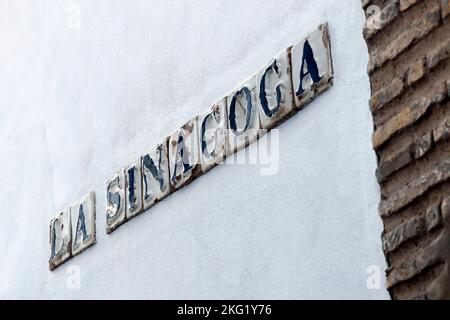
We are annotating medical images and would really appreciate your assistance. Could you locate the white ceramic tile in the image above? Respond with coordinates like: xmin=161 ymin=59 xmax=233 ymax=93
xmin=105 ymin=168 xmax=127 ymax=234
xmin=125 ymin=159 xmax=144 ymax=220
xmin=226 ymin=74 xmax=260 ymax=155
xmin=168 ymin=119 xmax=200 ymax=190
xmin=291 ymin=23 xmax=333 ymax=109
xmin=142 ymin=141 xmax=170 ymax=210
xmin=70 ymin=191 xmax=96 ymax=256
xmin=49 ymin=208 xmax=72 ymax=270
xmin=197 ymin=98 xmax=227 ymax=172
xmin=256 ymin=48 xmax=295 ymax=130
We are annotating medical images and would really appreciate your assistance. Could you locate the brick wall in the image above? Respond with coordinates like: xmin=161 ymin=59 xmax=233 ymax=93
xmin=362 ymin=0 xmax=450 ymax=299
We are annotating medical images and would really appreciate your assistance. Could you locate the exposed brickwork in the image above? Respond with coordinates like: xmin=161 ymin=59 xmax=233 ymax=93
xmin=362 ymin=0 xmax=450 ymax=299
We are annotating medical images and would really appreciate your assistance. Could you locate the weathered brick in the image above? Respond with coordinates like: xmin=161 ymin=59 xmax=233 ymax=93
xmin=400 ymin=0 xmax=418 ymax=12
xmin=373 ymin=82 xmax=447 ymax=149
xmin=368 ymin=7 xmax=441 ymax=73
xmin=442 ymin=197 xmax=450 ymax=221
xmin=426 ymin=39 xmax=450 ymax=70
xmin=364 ymin=0 xmax=450 ymax=299
xmin=380 ymin=160 xmax=450 ymax=217
xmin=377 ymin=147 xmax=412 ymax=182
xmin=409 ymin=292 xmax=430 ymax=300
xmin=364 ymin=0 xmax=399 ymax=39
xmin=411 ymin=131 xmax=433 ymax=159
xmin=409 ymin=265 xmax=450 ymax=300
xmin=370 ymin=77 xmax=404 ymax=111
xmin=426 ymin=202 xmax=443 ymax=232
xmin=387 ymin=229 xmax=449 ymax=288
xmin=424 ymin=265 xmax=450 ymax=299
xmin=407 ymin=58 xmax=426 ymax=86
xmin=373 ymin=98 xmax=428 ymax=149
xmin=433 ymin=117 xmax=450 ymax=143
xmin=376 ymin=132 xmax=433 ymax=182
xmin=383 ymin=216 xmax=425 ymax=253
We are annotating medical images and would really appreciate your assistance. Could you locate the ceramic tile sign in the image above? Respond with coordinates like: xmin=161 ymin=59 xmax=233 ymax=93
xmin=106 ymin=169 xmax=127 ymax=234
xmin=48 ymin=22 xmax=334 ymax=269
xmin=70 ymin=192 xmax=96 ymax=256
xmin=142 ymin=142 xmax=171 ymax=210
xmin=227 ymin=74 xmax=260 ymax=154
xmin=168 ymin=119 xmax=201 ymax=190
xmin=256 ymin=48 xmax=295 ymax=130
xmin=49 ymin=208 xmax=72 ymax=270
xmin=291 ymin=23 xmax=333 ymax=109
xmin=49 ymin=192 xmax=96 ymax=271
xmin=125 ymin=159 xmax=144 ymax=220
xmin=197 ymin=99 xmax=227 ymax=172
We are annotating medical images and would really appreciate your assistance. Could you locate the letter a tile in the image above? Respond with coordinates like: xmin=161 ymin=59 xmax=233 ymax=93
xmin=70 ymin=191 xmax=96 ymax=256
xmin=291 ymin=23 xmax=333 ymax=109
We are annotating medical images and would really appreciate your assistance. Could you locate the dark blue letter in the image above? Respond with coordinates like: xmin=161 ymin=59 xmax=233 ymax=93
xmin=296 ymin=40 xmax=321 ymax=97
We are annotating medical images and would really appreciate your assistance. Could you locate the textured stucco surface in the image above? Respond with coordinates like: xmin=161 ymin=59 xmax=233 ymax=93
xmin=0 ymin=0 xmax=389 ymax=299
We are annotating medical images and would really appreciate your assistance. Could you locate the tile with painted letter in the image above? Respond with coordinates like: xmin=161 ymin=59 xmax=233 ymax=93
xmin=125 ymin=159 xmax=144 ymax=220
xmin=49 ymin=208 xmax=72 ymax=270
xmin=70 ymin=191 xmax=96 ymax=256
xmin=106 ymin=168 xmax=127 ymax=234
xmin=197 ymin=98 xmax=227 ymax=173
xmin=168 ymin=119 xmax=201 ymax=190
xmin=256 ymin=48 xmax=295 ymax=130
xmin=142 ymin=140 xmax=171 ymax=210
xmin=226 ymin=75 xmax=260 ymax=155
xmin=291 ymin=23 xmax=333 ymax=109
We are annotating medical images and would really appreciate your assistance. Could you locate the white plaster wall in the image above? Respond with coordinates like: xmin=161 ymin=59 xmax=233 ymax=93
xmin=0 ymin=0 xmax=389 ymax=299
